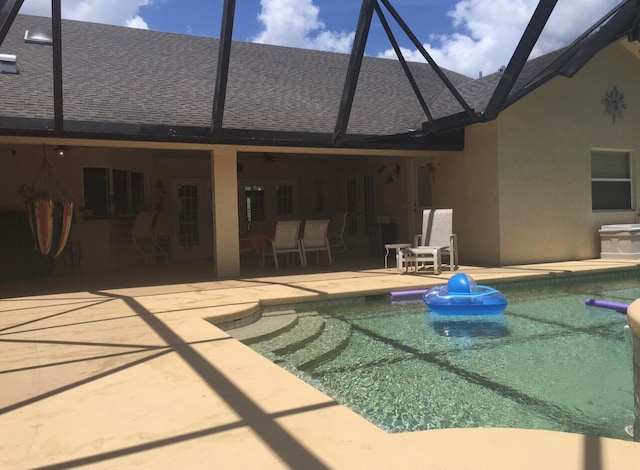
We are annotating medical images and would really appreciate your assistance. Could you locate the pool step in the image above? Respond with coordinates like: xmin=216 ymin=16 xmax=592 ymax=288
xmin=252 ymin=314 xmax=325 ymax=356
xmin=227 ymin=310 xmax=352 ymax=371
xmin=281 ymin=318 xmax=351 ymax=370
xmin=225 ymin=310 xmax=298 ymax=343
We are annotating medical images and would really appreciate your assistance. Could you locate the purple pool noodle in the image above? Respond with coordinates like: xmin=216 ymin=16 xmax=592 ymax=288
xmin=585 ymin=298 xmax=629 ymax=314
xmin=390 ymin=289 xmax=427 ymax=298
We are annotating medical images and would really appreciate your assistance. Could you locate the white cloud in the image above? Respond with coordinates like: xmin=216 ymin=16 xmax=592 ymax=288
xmin=377 ymin=0 xmax=620 ymax=77
xmin=252 ymin=0 xmax=354 ymax=53
xmin=126 ymin=15 xmax=150 ymax=30
xmin=19 ymin=0 xmax=152 ymax=29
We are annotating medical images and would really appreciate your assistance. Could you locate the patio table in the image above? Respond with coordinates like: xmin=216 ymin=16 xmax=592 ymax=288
xmin=401 ymin=246 xmax=443 ymax=274
xmin=384 ymin=243 xmax=411 ymax=271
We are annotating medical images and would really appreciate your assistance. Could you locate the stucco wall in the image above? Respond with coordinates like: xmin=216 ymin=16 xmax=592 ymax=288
xmin=496 ymin=42 xmax=640 ymax=265
xmin=436 ymin=121 xmax=501 ymax=266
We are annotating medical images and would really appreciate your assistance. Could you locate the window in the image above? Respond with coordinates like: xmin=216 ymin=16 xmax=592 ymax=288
xmin=347 ymin=177 xmax=357 ymax=236
xmin=363 ymin=174 xmax=374 ymax=236
xmin=177 ymin=184 xmax=199 ymax=248
xmin=417 ymin=164 xmax=433 ymax=207
xmin=244 ymin=185 xmax=265 ymax=224
xmin=276 ymin=184 xmax=294 ymax=216
xmin=83 ymin=167 xmax=145 ymax=217
xmin=591 ymin=150 xmax=632 ymax=211
xmin=239 ymin=180 xmax=299 ymax=233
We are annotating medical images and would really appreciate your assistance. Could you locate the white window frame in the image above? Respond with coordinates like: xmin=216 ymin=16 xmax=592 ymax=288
xmin=591 ymin=149 xmax=633 ymax=212
xmin=82 ymin=166 xmax=146 ymax=218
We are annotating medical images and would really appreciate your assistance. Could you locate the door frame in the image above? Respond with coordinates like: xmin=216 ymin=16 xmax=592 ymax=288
xmin=169 ymin=177 xmax=213 ymax=260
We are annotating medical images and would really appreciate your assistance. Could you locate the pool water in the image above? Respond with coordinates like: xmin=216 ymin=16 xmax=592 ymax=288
xmin=249 ymin=273 xmax=637 ymax=440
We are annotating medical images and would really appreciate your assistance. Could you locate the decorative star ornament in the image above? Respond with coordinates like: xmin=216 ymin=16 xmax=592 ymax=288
xmin=602 ymin=86 xmax=626 ymax=124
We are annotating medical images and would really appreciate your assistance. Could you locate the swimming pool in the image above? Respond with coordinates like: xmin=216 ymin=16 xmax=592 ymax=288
xmin=241 ymin=272 xmax=637 ymax=441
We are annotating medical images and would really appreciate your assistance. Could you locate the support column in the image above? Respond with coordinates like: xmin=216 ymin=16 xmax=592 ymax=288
xmin=210 ymin=147 xmax=240 ymax=278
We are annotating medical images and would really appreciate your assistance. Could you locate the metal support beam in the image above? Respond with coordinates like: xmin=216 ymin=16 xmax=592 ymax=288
xmin=483 ymin=0 xmax=557 ymax=119
xmin=504 ymin=0 xmax=638 ymax=107
xmin=558 ymin=0 xmax=639 ymax=77
xmin=629 ymin=0 xmax=640 ymax=41
xmin=2 ymin=0 xmax=639 ymax=148
xmin=379 ymin=0 xmax=475 ymax=118
xmin=210 ymin=0 xmax=236 ymax=141
xmin=0 ymin=0 xmax=25 ymax=46
xmin=374 ymin=2 xmax=434 ymax=123
xmin=333 ymin=0 xmax=375 ymax=145
xmin=52 ymin=0 xmax=64 ymax=135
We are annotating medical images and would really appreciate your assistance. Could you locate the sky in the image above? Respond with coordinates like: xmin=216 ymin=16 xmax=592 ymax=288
xmin=17 ymin=0 xmax=622 ymax=77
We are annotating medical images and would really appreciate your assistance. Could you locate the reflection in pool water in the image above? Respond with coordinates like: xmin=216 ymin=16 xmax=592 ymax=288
xmin=426 ymin=312 xmax=509 ymax=338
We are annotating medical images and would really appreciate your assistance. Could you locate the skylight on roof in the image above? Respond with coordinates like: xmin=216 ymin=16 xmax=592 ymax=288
xmin=0 ymin=54 xmax=18 ymax=74
xmin=24 ymin=29 xmax=53 ymax=45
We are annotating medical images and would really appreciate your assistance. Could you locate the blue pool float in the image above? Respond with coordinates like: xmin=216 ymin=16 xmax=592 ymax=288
xmin=423 ymin=273 xmax=507 ymax=315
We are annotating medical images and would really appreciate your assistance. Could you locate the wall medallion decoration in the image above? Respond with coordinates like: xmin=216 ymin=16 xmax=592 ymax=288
xmin=601 ymin=86 xmax=626 ymax=124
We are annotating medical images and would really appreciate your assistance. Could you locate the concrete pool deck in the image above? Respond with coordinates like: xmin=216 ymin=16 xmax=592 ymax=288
xmin=2 ymin=258 xmax=640 ymax=469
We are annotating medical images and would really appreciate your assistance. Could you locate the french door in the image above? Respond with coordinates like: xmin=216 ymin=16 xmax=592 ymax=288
xmin=238 ymin=178 xmax=300 ymax=235
xmin=170 ymin=178 xmax=213 ymax=260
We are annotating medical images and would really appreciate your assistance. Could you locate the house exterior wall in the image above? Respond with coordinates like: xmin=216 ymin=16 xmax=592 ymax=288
xmin=496 ymin=42 xmax=640 ymax=265
xmin=435 ymin=121 xmax=501 ymax=266
xmin=434 ymin=42 xmax=640 ymax=267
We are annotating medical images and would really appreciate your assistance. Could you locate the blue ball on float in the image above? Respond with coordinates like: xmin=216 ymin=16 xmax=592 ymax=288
xmin=447 ymin=273 xmax=477 ymax=293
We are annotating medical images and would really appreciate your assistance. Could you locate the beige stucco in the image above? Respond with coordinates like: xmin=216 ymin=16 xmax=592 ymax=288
xmin=211 ymin=148 xmax=240 ymax=277
xmin=437 ymin=42 xmax=640 ymax=267
xmin=447 ymin=121 xmax=501 ymax=266
xmin=496 ymin=42 xmax=640 ymax=265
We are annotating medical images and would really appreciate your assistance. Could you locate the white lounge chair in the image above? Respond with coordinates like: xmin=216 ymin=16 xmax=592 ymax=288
xmin=152 ymin=211 xmax=170 ymax=263
xmin=400 ymin=209 xmax=457 ymax=274
xmin=329 ymin=212 xmax=347 ymax=253
xmin=117 ymin=211 xmax=167 ymax=267
xmin=262 ymin=220 xmax=304 ymax=269
xmin=301 ymin=219 xmax=332 ymax=267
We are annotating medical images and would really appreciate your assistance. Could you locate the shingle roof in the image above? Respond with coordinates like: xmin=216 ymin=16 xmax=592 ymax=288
xmin=0 ymin=14 xmax=472 ymax=147
xmin=427 ymin=51 xmax=564 ymax=120
xmin=1 ymin=5 xmax=636 ymax=148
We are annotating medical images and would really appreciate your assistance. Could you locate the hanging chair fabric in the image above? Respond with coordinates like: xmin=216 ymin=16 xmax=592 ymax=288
xmin=24 ymin=157 xmax=75 ymax=258
xmin=26 ymin=198 xmax=74 ymax=257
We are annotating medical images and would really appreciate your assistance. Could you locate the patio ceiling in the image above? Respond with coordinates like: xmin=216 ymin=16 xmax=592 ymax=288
xmin=0 ymin=0 xmax=639 ymax=150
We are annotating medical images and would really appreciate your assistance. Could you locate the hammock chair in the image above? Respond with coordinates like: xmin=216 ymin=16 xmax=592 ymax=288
xmin=24 ymin=156 xmax=75 ymax=258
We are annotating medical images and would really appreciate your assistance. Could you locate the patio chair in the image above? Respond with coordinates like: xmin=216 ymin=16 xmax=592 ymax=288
xmin=262 ymin=220 xmax=304 ymax=269
xmin=301 ymin=219 xmax=332 ymax=267
xmin=118 ymin=211 xmax=164 ymax=267
xmin=329 ymin=212 xmax=347 ymax=253
xmin=152 ymin=211 xmax=170 ymax=263
xmin=400 ymin=209 xmax=457 ymax=274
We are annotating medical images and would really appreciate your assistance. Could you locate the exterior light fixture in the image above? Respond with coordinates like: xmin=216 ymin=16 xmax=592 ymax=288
xmin=263 ymin=154 xmax=275 ymax=168
xmin=54 ymin=146 xmax=68 ymax=158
